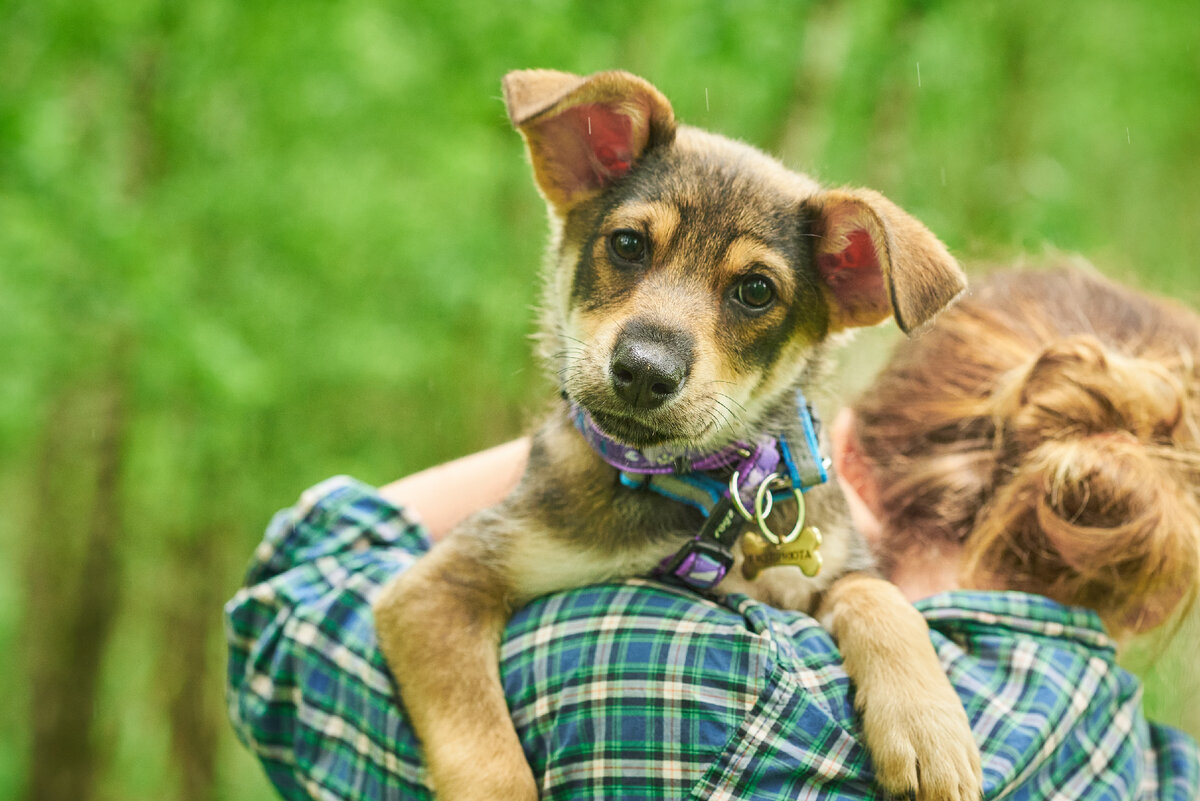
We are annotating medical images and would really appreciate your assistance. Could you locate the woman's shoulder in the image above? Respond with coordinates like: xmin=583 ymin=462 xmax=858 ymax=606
xmin=503 ymin=579 xmax=872 ymax=799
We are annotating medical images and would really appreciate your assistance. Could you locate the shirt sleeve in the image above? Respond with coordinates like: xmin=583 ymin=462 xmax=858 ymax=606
xmin=225 ymin=476 xmax=435 ymax=800
xmin=1146 ymin=721 xmax=1200 ymax=801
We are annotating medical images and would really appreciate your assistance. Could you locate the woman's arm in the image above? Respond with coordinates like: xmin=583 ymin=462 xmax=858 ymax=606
xmin=379 ymin=437 xmax=530 ymax=541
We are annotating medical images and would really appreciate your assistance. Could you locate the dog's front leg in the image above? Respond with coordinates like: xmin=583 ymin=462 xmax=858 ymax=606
xmin=373 ymin=520 xmax=537 ymax=801
xmin=820 ymin=574 xmax=983 ymax=801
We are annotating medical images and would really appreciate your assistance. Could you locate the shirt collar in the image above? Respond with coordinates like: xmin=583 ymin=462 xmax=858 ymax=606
xmin=915 ymin=590 xmax=1117 ymax=654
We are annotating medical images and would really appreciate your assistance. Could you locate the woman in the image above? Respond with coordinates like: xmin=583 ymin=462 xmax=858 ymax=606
xmin=226 ymin=266 xmax=1200 ymax=800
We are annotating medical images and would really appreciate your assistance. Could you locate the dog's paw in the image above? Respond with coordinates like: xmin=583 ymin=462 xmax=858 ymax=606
xmin=861 ymin=692 xmax=982 ymax=801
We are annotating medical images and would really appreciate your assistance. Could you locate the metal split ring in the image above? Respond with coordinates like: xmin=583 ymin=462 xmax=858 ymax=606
xmin=728 ymin=471 xmax=807 ymax=545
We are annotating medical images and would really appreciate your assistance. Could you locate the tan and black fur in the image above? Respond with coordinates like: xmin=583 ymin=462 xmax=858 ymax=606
xmin=374 ymin=70 xmax=981 ymax=800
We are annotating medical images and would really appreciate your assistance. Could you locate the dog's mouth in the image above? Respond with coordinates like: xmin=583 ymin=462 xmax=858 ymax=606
xmin=585 ymin=408 xmax=676 ymax=448
xmin=578 ymin=402 xmax=722 ymax=451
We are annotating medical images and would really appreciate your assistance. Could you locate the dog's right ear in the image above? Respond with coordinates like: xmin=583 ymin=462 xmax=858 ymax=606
xmin=503 ymin=70 xmax=676 ymax=217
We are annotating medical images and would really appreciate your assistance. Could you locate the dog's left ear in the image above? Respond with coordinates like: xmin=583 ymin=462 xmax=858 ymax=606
xmin=806 ymin=188 xmax=965 ymax=334
xmin=503 ymin=69 xmax=677 ymax=217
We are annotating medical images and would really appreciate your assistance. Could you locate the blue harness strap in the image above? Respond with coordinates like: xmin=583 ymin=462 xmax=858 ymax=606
xmin=786 ymin=394 xmax=829 ymax=489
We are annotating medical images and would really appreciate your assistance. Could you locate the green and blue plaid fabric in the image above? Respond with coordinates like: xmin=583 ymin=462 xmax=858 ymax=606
xmin=225 ymin=477 xmax=1200 ymax=800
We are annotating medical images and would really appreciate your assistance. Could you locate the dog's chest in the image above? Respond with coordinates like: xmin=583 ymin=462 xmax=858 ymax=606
xmin=503 ymin=526 xmax=680 ymax=603
xmin=507 ymin=447 xmax=855 ymax=611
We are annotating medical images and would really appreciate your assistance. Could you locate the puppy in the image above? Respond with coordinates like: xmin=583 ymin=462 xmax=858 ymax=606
xmin=374 ymin=70 xmax=980 ymax=801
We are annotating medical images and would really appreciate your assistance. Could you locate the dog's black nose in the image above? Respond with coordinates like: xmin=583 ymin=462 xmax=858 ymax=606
xmin=609 ymin=322 xmax=692 ymax=410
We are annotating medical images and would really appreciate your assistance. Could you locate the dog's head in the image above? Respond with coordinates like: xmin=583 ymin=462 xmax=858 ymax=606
xmin=504 ymin=70 xmax=965 ymax=451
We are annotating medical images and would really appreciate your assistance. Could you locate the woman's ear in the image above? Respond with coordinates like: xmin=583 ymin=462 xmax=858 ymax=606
xmin=831 ymin=407 xmax=885 ymax=546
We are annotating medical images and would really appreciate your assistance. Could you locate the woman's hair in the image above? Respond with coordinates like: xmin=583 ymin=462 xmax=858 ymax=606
xmin=853 ymin=263 xmax=1200 ymax=633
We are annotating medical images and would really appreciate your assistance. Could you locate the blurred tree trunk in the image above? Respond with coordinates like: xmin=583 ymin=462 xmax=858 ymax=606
xmin=159 ymin=513 xmax=222 ymax=801
xmin=24 ymin=369 xmax=127 ymax=801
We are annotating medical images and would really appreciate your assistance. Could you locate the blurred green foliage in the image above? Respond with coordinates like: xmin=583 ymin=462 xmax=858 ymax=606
xmin=2 ymin=0 xmax=1197 ymax=798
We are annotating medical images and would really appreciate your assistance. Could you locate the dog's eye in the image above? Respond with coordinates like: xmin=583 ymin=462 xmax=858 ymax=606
xmin=735 ymin=275 xmax=775 ymax=309
xmin=608 ymin=229 xmax=647 ymax=265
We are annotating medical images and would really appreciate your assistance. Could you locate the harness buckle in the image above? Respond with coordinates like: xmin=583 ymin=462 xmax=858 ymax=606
xmin=658 ymin=538 xmax=735 ymax=591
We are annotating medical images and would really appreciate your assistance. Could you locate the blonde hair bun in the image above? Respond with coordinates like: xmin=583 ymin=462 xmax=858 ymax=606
xmin=994 ymin=335 xmax=1184 ymax=455
xmin=967 ymin=335 xmax=1199 ymax=632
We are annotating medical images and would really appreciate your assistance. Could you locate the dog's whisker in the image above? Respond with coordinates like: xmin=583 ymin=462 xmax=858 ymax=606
xmin=716 ymin=407 xmax=738 ymax=434
xmin=705 ymin=400 xmax=734 ymax=431
xmin=715 ymin=392 xmax=748 ymax=413
xmin=709 ymin=394 xmax=746 ymax=424
xmin=699 ymin=407 xmax=724 ymax=437
xmin=555 ymin=331 xmax=588 ymax=347
xmin=710 ymin=392 xmax=743 ymax=415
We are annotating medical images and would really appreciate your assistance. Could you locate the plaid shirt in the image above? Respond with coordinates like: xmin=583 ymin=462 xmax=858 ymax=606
xmin=225 ymin=477 xmax=1200 ymax=800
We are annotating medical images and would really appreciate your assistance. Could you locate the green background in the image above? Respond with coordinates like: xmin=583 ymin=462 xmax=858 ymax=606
xmin=3 ymin=1 xmax=1198 ymax=798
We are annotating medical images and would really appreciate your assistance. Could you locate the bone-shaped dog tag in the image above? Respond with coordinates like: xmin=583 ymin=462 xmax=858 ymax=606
xmin=740 ymin=526 xmax=823 ymax=580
